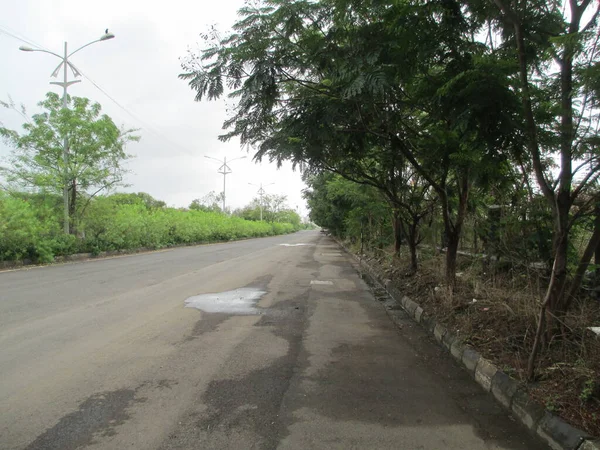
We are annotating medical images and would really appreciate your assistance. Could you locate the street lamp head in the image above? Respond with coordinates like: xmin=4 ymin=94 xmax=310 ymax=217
xmin=19 ymin=45 xmax=35 ymax=52
xmin=100 ymin=33 xmax=115 ymax=41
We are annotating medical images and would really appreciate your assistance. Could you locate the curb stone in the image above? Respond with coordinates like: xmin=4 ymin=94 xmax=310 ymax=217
xmin=491 ymin=370 xmax=520 ymax=409
xmin=442 ymin=330 xmax=456 ymax=351
xmin=475 ymin=357 xmax=498 ymax=392
xmin=405 ymin=298 xmax=419 ymax=316
xmin=420 ymin=312 xmax=436 ymax=333
xmin=511 ymin=389 xmax=547 ymax=431
xmin=537 ymin=413 xmax=590 ymax=450
xmin=450 ymin=339 xmax=466 ymax=361
xmin=414 ymin=306 xmax=423 ymax=322
xmin=334 ymin=238 xmax=597 ymax=450
xmin=462 ymin=347 xmax=481 ymax=374
xmin=433 ymin=323 xmax=447 ymax=344
xmin=401 ymin=296 xmax=410 ymax=309
xmin=580 ymin=440 xmax=600 ymax=450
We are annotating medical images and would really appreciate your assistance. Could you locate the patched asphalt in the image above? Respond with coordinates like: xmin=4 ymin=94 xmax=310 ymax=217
xmin=0 ymin=231 xmax=547 ymax=449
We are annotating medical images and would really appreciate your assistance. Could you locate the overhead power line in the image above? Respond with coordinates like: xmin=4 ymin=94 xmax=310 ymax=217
xmin=0 ymin=24 xmax=51 ymax=52
xmin=72 ymin=67 xmax=201 ymax=158
xmin=0 ymin=23 xmax=200 ymax=158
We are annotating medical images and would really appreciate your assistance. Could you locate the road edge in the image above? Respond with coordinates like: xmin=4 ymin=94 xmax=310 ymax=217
xmin=336 ymin=239 xmax=599 ymax=450
xmin=0 ymin=231 xmax=303 ymax=273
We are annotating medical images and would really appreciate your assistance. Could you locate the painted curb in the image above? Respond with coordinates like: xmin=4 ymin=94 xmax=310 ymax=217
xmin=536 ymin=412 xmax=590 ymax=450
xmin=414 ymin=306 xmax=424 ymax=322
xmin=405 ymin=298 xmax=419 ymax=316
xmin=450 ymin=339 xmax=466 ymax=361
xmin=462 ymin=347 xmax=481 ymax=375
xmin=475 ymin=357 xmax=498 ymax=392
xmin=442 ymin=330 xmax=456 ymax=351
xmin=433 ymin=323 xmax=447 ymax=344
xmin=491 ymin=370 xmax=519 ymax=409
xmin=335 ymin=239 xmax=598 ymax=450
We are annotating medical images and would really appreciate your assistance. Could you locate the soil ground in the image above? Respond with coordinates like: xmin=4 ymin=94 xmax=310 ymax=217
xmin=354 ymin=243 xmax=600 ymax=437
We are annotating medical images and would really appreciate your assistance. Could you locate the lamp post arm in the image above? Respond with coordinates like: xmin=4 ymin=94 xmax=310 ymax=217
xmin=23 ymin=48 xmax=64 ymax=60
xmin=68 ymin=39 xmax=104 ymax=58
xmin=204 ymin=155 xmax=223 ymax=163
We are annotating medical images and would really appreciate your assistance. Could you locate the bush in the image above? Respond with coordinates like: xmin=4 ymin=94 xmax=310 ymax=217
xmin=0 ymin=192 xmax=63 ymax=262
xmin=0 ymin=192 xmax=300 ymax=262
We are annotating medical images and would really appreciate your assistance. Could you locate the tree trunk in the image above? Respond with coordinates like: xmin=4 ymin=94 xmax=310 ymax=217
xmin=446 ymin=228 xmax=460 ymax=289
xmin=564 ymin=222 xmax=600 ymax=311
xmin=527 ymin=237 xmax=568 ymax=379
xmin=392 ymin=209 xmax=402 ymax=254
xmin=407 ymin=221 xmax=419 ymax=273
xmin=494 ymin=0 xmax=589 ymax=381
xmin=549 ymin=226 xmax=569 ymax=312
xmin=442 ymin=173 xmax=470 ymax=288
xmin=69 ymin=179 xmax=77 ymax=235
xmin=595 ymin=203 xmax=600 ymax=286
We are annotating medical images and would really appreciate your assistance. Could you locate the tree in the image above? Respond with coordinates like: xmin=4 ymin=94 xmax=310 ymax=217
xmin=233 ymin=193 xmax=300 ymax=225
xmin=108 ymin=192 xmax=167 ymax=209
xmin=261 ymin=193 xmax=288 ymax=222
xmin=189 ymin=191 xmax=224 ymax=213
xmin=478 ymin=0 xmax=600 ymax=379
xmin=304 ymin=172 xmax=393 ymax=252
xmin=0 ymin=92 xmax=139 ymax=233
xmin=180 ymin=0 xmax=519 ymax=286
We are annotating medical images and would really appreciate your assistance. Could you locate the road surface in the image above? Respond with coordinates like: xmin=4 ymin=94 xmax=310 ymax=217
xmin=0 ymin=231 xmax=546 ymax=449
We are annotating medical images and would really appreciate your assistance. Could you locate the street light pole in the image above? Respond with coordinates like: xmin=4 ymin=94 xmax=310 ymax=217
xmin=53 ymin=42 xmax=80 ymax=235
xmin=19 ymin=32 xmax=115 ymax=234
xmin=204 ymin=155 xmax=246 ymax=213
xmin=249 ymin=182 xmax=274 ymax=221
xmin=221 ymin=156 xmax=228 ymax=213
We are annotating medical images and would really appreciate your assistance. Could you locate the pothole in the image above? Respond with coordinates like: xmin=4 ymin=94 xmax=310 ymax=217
xmin=184 ymin=288 xmax=266 ymax=315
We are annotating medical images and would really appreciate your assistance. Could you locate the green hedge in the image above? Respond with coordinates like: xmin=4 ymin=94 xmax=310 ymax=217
xmin=0 ymin=193 xmax=297 ymax=262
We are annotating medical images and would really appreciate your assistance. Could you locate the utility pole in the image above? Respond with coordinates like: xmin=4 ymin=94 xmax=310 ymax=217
xmin=249 ymin=182 xmax=274 ymax=221
xmin=20 ymin=32 xmax=115 ymax=234
xmin=205 ymin=155 xmax=246 ymax=213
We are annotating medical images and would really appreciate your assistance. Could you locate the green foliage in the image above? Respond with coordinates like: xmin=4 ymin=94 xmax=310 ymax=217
xmin=0 ymin=191 xmax=299 ymax=262
xmin=233 ymin=193 xmax=300 ymax=225
xmin=108 ymin=192 xmax=167 ymax=209
xmin=0 ymin=92 xmax=139 ymax=230
xmin=78 ymin=196 xmax=298 ymax=251
xmin=303 ymin=172 xmax=391 ymax=247
xmin=189 ymin=191 xmax=223 ymax=213
xmin=580 ymin=378 xmax=596 ymax=403
xmin=0 ymin=192 xmax=62 ymax=262
xmin=181 ymin=0 xmax=523 ymax=281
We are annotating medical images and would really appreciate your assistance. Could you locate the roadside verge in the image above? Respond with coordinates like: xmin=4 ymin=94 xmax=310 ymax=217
xmin=337 ymin=239 xmax=600 ymax=450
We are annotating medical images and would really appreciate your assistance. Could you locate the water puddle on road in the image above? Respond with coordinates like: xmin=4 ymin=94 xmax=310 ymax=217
xmin=184 ymin=288 xmax=266 ymax=315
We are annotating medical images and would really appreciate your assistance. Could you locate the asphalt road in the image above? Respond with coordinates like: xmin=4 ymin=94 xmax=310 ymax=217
xmin=0 ymin=230 xmax=547 ymax=449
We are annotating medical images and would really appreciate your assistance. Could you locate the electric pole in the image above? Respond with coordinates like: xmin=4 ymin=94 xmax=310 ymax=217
xmin=249 ymin=182 xmax=274 ymax=221
xmin=205 ymin=155 xmax=246 ymax=213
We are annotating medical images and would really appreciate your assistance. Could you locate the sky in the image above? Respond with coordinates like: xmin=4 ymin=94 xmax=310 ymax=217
xmin=0 ymin=0 xmax=308 ymax=215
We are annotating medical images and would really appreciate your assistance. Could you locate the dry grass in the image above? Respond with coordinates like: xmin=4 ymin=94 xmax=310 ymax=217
xmin=358 ymin=243 xmax=600 ymax=436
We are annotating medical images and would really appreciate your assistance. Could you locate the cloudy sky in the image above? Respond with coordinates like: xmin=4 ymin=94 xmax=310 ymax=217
xmin=0 ymin=0 xmax=308 ymax=215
